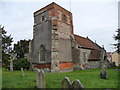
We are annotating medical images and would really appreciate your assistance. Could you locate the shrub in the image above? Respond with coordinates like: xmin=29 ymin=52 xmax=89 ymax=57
xmin=13 ymin=58 xmax=30 ymax=70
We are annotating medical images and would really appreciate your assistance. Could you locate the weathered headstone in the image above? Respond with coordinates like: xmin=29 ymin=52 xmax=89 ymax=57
xmin=9 ymin=53 xmax=16 ymax=71
xmin=61 ymin=77 xmax=72 ymax=88
xmin=21 ymin=68 xmax=25 ymax=77
xmin=33 ymin=68 xmax=38 ymax=72
xmin=72 ymin=79 xmax=84 ymax=88
xmin=10 ymin=61 xmax=13 ymax=71
xmin=100 ymin=65 xmax=107 ymax=79
xmin=36 ymin=69 xmax=40 ymax=88
xmin=85 ymin=63 xmax=90 ymax=70
xmin=36 ymin=69 xmax=46 ymax=88
xmin=6 ymin=68 xmax=9 ymax=71
xmin=39 ymin=69 xmax=46 ymax=88
xmin=61 ymin=77 xmax=84 ymax=89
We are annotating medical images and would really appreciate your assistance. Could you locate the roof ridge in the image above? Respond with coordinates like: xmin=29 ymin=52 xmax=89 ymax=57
xmin=74 ymin=34 xmax=103 ymax=50
xmin=87 ymin=37 xmax=103 ymax=49
xmin=74 ymin=34 xmax=87 ymax=39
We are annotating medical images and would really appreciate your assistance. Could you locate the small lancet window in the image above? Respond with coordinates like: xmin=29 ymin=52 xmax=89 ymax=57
xmin=41 ymin=15 xmax=45 ymax=21
xmin=63 ymin=14 xmax=67 ymax=21
xmin=52 ymin=25 xmax=57 ymax=30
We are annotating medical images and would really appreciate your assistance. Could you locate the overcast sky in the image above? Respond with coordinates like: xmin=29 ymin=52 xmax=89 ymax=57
xmin=0 ymin=0 xmax=119 ymax=52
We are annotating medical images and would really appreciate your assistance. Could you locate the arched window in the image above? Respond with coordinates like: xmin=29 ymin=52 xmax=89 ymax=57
xmin=39 ymin=45 xmax=45 ymax=61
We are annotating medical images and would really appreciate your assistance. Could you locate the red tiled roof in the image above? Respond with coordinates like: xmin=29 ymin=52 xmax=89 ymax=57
xmin=74 ymin=34 xmax=102 ymax=60
xmin=74 ymin=34 xmax=101 ymax=50
xmin=89 ymin=49 xmax=101 ymax=60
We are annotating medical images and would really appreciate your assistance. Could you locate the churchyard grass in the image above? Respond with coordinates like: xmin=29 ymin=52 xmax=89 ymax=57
xmin=2 ymin=67 xmax=119 ymax=88
xmin=0 ymin=67 xmax=2 ymax=89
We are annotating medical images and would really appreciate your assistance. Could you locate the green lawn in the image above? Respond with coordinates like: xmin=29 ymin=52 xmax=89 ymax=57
xmin=0 ymin=67 xmax=2 ymax=89
xmin=2 ymin=67 xmax=119 ymax=88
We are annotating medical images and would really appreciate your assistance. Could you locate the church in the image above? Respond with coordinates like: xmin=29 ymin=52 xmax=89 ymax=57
xmin=29 ymin=2 xmax=106 ymax=72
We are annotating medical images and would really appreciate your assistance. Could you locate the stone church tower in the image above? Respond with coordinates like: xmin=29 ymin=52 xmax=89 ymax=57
xmin=31 ymin=2 xmax=74 ymax=72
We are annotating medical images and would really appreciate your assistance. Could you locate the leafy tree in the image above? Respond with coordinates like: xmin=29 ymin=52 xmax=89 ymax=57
xmin=13 ymin=58 xmax=30 ymax=70
xmin=114 ymin=28 xmax=120 ymax=53
xmin=14 ymin=40 xmax=30 ymax=59
xmin=1 ymin=26 xmax=13 ymax=66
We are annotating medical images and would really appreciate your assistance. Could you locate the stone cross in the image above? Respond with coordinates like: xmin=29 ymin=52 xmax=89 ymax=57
xmin=72 ymin=79 xmax=84 ymax=88
xmin=36 ymin=69 xmax=46 ymax=88
xmin=61 ymin=77 xmax=72 ymax=88
xmin=21 ymin=68 xmax=25 ymax=77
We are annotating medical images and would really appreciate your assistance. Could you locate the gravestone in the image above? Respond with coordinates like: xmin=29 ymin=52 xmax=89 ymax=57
xmin=21 ymin=68 xmax=25 ymax=77
xmin=61 ymin=77 xmax=84 ymax=89
xmin=36 ymin=69 xmax=46 ymax=88
xmin=10 ymin=60 xmax=13 ymax=71
xmin=33 ymin=68 xmax=38 ymax=72
xmin=9 ymin=53 xmax=17 ymax=71
xmin=100 ymin=65 xmax=107 ymax=79
xmin=61 ymin=77 xmax=72 ymax=88
xmin=39 ymin=69 xmax=46 ymax=88
xmin=72 ymin=79 xmax=84 ymax=88
xmin=85 ymin=63 xmax=90 ymax=70
xmin=36 ymin=69 xmax=40 ymax=88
